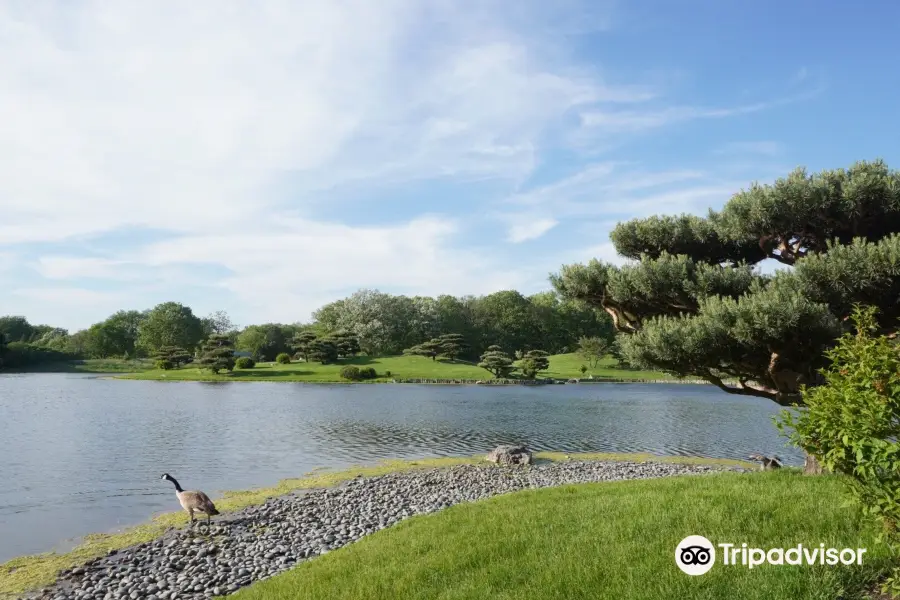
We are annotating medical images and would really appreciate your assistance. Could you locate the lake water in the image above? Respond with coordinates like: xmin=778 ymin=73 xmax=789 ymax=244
xmin=0 ymin=373 xmax=801 ymax=563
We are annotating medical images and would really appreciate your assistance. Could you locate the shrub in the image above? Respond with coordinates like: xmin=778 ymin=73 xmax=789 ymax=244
xmin=155 ymin=358 xmax=174 ymax=370
xmin=779 ymin=305 xmax=900 ymax=595
xmin=235 ymin=356 xmax=255 ymax=369
xmin=340 ymin=365 xmax=362 ymax=381
xmin=359 ymin=366 xmax=377 ymax=380
xmin=580 ymin=364 xmax=587 ymax=375
xmin=385 ymin=370 xmax=392 ymax=378
xmin=275 ymin=352 xmax=292 ymax=364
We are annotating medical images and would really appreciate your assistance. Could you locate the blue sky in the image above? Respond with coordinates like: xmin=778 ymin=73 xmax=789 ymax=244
xmin=1 ymin=0 xmax=898 ymax=331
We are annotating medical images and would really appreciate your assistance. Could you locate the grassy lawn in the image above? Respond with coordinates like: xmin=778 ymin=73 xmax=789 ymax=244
xmin=542 ymin=352 xmax=684 ymax=381
xmin=3 ymin=358 xmax=156 ymax=374
xmin=230 ymin=471 xmax=889 ymax=600
xmin=117 ymin=353 xmax=683 ymax=383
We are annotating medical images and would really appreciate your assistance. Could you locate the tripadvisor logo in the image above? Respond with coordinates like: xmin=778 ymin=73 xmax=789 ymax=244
xmin=675 ymin=536 xmax=867 ymax=575
xmin=676 ymin=535 xmax=716 ymax=575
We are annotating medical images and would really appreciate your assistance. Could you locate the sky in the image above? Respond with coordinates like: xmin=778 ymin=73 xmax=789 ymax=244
xmin=1 ymin=0 xmax=899 ymax=332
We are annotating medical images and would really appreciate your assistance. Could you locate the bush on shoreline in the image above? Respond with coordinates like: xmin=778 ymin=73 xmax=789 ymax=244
xmin=235 ymin=357 xmax=256 ymax=369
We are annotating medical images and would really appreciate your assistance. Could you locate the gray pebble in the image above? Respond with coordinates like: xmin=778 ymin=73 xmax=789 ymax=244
xmin=33 ymin=460 xmax=726 ymax=599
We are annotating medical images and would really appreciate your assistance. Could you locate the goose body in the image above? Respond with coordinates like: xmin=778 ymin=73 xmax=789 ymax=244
xmin=748 ymin=454 xmax=783 ymax=471
xmin=161 ymin=473 xmax=220 ymax=525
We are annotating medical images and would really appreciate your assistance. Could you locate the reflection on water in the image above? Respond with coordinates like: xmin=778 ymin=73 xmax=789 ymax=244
xmin=0 ymin=374 xmax=800 ymax=562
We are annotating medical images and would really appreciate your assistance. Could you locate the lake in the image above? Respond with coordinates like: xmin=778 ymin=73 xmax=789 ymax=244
xmin=0 ymin=373 xmax=801 ymax=563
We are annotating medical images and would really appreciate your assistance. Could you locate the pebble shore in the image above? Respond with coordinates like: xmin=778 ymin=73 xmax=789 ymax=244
xmin=29 ymin=460 xmax=732 ymax=600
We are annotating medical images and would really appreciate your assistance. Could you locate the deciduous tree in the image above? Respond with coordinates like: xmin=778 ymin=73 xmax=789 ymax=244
xmin=577 ymin=336 xmax=609 ymax=368
xmin=201 ymin=310 xmax=235 ymax=337
xmin=138 ymin=302 xmax=204 ymax=354
xmin=0 ymin=316 xmax=35 ymax=343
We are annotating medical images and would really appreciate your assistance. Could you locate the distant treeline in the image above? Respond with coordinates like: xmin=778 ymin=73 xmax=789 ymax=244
xmin=0 ymin=289 xmax=613 ymax=367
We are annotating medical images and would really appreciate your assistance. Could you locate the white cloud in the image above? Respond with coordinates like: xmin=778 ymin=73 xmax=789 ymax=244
xmin=714 ymin=141 xmax=784 ymax=157
xmin=35 ymin=257 xmax=133 ymax=280
xmin=0 ymin=2 xmax=819 ymax=328
xmin=11 ymin=287 xmax=129 ymax=307
xmin=506 ymin=217 xmax=560 ymax=243
xmin=579 ymin=101 xmax=779 ymax=133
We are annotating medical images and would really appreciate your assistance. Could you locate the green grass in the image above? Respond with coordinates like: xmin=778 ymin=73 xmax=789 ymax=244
xmin=542 ymin=352 xmax=686 ymax=381
xmin=118 ymin=353 xmax=684 ymax=383
xmin=0 ymin=453 xmax=751 ymax=598
xmin=4 ymin=358 xmax=156 ymax=374
xmin=230 ymin=471 xmax=889 ymax=600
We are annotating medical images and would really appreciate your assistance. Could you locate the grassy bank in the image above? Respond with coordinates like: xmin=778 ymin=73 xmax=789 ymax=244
xmin=116 ymin=353 xmax=682 ymax=383
xmin=0 ymin=453 xmax=750 ymax=598
xmin=2 ymin=358 xmax=156 ymax=374
xmin=231 ymin=471 xmax=888 ymax=600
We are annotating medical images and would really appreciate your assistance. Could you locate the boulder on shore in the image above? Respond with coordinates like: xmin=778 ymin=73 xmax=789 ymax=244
xmin=486 ymin=445 xmax=533 ymax=466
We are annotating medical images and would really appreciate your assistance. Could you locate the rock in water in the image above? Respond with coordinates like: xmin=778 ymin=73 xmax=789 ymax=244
xmin=486 ymin=445 xmax=533 ymax=466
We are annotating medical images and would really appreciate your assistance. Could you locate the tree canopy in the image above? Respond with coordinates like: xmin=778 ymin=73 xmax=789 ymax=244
xmin=137 ymin=302 xmax=205 ymax=354
xmin=552 ymin=160 xmax=900 ymax=405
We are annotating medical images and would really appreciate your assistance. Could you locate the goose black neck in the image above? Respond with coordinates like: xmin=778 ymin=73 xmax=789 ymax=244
xmin=168 ymin=477 xmax=183 ymax=492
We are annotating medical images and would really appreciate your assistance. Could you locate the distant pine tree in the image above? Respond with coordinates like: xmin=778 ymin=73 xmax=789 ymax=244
xmin=403 ymin=338 xmax=443 ymax=361
xmin=154 ymin=345 xmax=193 ymax=370
xmin=330 ymin=330 xmax=361 ymax=358
xmin=520 ymin=349 xmax=549 ymax=379
xmin=291 ymin=331 xmax=318 ymax=362
xmin=309 ymin=339 xmax=339 ymax=364
xmin=436 ymin=333 xmax=468 ymax=361
xmin=197 ymin=334 xmax=235 ymax=374
xmin=478 ymin=345 xmax=514 ymax=378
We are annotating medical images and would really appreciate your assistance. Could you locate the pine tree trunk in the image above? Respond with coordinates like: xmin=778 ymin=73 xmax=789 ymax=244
xmin=804 ymin=452 xmax=825 ymax=475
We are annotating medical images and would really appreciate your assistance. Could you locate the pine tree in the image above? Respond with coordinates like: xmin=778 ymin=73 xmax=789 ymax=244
xmin=519 ymin=349 xmax=549 ymax=378
xmin=552 ymin=160 xmax=900 ymax=405
xmin=403 ymin=338 xmax=443 ymax=361
xmin=309 ymin=339 xmax=339 ymax=364
xmin=291 ymin=331 xmax=318 ymax=362
xmin=153 ymin=345 xmax=193 ymax=370
xmin=330 ymin=330 xmax=361 ymax=358
xmin=478 ymin=345 xmax=514 ymax=378
xmin=196 ymin=334 xmax=235 ymax=374
xmin=437 ymin=333 xmax=468 ymax=361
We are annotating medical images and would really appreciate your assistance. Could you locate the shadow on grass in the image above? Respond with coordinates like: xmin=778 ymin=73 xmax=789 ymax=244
xmin=226 ymin=370 xmax=318 ymax=379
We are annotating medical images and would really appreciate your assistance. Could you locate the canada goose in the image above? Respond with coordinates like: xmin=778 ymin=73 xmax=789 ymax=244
xmin=748 ymin=454 xmax=783 ymax=471
xmin=160 ymin=473 xmax=220 ymax=526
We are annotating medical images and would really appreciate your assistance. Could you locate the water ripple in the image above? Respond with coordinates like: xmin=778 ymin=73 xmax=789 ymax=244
xmin=0 ymin=375 xmax=800 ymax=562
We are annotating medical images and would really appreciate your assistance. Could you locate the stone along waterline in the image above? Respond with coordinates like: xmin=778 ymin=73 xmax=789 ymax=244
xmin=34 ymin=461 xmax=730 ymax=600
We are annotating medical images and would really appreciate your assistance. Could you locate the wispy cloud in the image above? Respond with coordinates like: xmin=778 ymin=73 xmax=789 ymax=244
xmin=714 ymin=141 xmax=784 ymax=157
xmin=506 ymin=217 xmax=560 ymax=243
xmin=0 ymin=2 xmax=826 ymax=328
xmin=580 ymin=100 xmax=783 ymax=133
